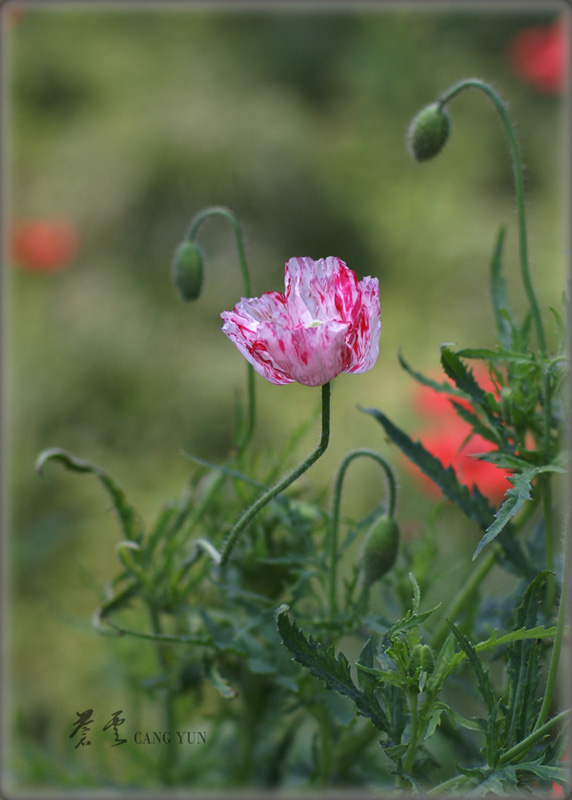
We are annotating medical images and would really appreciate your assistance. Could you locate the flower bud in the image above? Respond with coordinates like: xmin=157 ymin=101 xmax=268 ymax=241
xmin=407 ymin=103 xmax=451 ymax=162
xmin=360 ymin=515 xmax=399 ymax=587
xmin=409 ymin=644 xmax=435 ymax=677
xmin=172 ymin=240 xmax=204 ymax=301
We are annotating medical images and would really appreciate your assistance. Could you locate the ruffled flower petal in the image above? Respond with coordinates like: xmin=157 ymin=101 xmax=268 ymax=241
xmin=221 ymin=256 xmax=380 ymax=387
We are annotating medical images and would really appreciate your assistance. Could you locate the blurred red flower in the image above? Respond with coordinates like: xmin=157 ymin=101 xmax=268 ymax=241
xmin=552 ymin=782 xmax=564 ymax=798
xmin=11 ymin=219 xmax=80 ymax=273
xmin=409 ymin=370 xmax=511 ymax=504
xmin=508 ymin=17 xmax=568 ymax=94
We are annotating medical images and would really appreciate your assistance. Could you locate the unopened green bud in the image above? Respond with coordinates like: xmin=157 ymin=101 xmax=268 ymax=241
xmin=409 ymin=644 xmax=435 ymax=677
xmin=172 ymin=240 xmax=204 ymax=301
xmin=407 ymin=102 xmax=451 ymax=162
xmin=360 ymin=515 xmax=399 ymax=587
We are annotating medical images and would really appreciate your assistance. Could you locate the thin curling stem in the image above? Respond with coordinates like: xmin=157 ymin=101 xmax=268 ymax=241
xmin=187 ymin=205 xmax=256 ymax=448
xmin=329 ymin=449 xmax=397 ymax=618
xmin=219 ymin=382 xmax=331 ymax=567
xmin=437 ymin=79 xmax=546 ymax=356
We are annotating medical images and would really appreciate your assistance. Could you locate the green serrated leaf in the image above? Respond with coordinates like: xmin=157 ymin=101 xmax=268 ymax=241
xmin=386 ymin=604 xmax=441 ymax=638
xmin=427 ymin=633 xmax=456 ymax=694
xmin=356 ymin=638 xmax=377 ymax=693
xmin=356 ymin=662 xmax=405 ymax=689
xmin=473 ymin=464 xmax=566 ymax=560
xmin=450 ymin=400 xmax=502 ymax=445
xmin=455 ymin=347 xmax=535 ymax=365
xmin=384 ymin=743 xmax=408 ymax=763
xmin=440 ymin=347 xmax=488 ymax=407
xmin=277 ymin=611 xmax=390 ymax=733
xmin=490 ymin=225 xmax=513 ymax=348
xmin=361 ymin=408 xmax=496 ymax=531
xmin=438 ymin=702 xmax=485 ymax=733
xmin=409 ymin=572 xmax=421 ymax=614
xmin=447 ymin=620 xmax=495 ymax=712
xmin=504 ymin=571 xmax=550 ymax=747
xmin=35 ymin=447 xmax=142 ymax=541
xmin=397 ymin=350 xmax=466 ymax=397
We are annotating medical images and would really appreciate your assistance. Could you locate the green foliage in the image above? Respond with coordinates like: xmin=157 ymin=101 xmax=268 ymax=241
xmin=276 ymin=610 xmax=391 ymax=734
xmin=13 ymin=13 xmax=568 ymax=794
xmin=361 ymin=407 xmax=496 ymax=530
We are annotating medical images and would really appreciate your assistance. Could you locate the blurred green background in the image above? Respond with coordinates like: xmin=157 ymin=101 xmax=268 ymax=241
xmin=3 ymin=0 xmax=567 ymax=792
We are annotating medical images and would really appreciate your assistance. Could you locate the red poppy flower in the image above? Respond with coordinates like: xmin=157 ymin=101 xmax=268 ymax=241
xmin=409 ymin=371 xmax=510 ymax=504
xmin=11 ymin=219 xmax=80 ymax=273
xmin=413 ymin=419 xmax=510 ymax=504
xmin=508 ymin=17 xmax=568 ymax=94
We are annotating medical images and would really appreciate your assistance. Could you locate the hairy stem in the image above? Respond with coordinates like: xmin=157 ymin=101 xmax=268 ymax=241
xmin=430 ymin=496 xmax=541 ymax=651
xmin=220 ymin=382 xmax=331 ymax=566
xmin=148 ymin=605 xmax=178 ymax=784
xmin=438 ymin=79 xmax=546 ymax=356
xmin=403 ymin=690 xmax=420 ymax=779
xmin=187 ymin=205 xmax=256 ymax=449
xmin=329 ymin=449 xmax=397 ymax=620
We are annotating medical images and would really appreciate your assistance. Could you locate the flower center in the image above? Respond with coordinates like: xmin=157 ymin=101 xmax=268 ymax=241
xmin=305 ymin=319 xmax=323 ymax=328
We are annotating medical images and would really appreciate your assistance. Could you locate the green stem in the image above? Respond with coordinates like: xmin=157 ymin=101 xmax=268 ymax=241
xmin=148 ymin=605 xmax=177 ymax=784
xmin=542 ymin=369 xmax=556 ymax=614
xmin=428 ymin=711 xmax=569 ymax=794
xmin=430 ymin=545 xmax=499 ymax=651
xmin=187 ymin=205 xmax=256 ymax=449
xmin=437 ymin=79 xmax=546 ymax=356
xmin=220 ymin=382 xmax=331 ymax=566
xmin=311 ymin=704 xmax=333 ymax=786
xmin=542 ymin=477 xmax=556 ymax=615
xmin=534 ymin=520 xmax=570 ymax=731
xmin=403 ymin=690 xmax=420 ymax=778
xmin=501 ymin=709 xmax=569 ymax=765
xmin=329 ymin=449 xmax=396 ymax=620
xmin=430 ymin=495 xmax=541 ymax=651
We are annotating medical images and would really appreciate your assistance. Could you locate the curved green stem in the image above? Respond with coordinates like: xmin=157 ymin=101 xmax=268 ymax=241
xmin=187 ymin=205 xmax=256 ymax=449
xmin=437 ymin=79 xmax=546 ymax=356
xmin=219 ymin=382 xmax=331 ymax=567
xmin=329 ymin=449 xmax=397 ymax=619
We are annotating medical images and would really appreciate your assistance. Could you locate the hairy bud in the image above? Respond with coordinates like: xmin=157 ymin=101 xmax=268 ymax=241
xmin=407 ymin=102 xmax=451 ymax=162
xmin=172 ymin=240 xmax=204 ymax=301
xmin=360 ymin=515 xmax=399 ymax=587
xmin=409 ymin=644 xmax=435 ymax=677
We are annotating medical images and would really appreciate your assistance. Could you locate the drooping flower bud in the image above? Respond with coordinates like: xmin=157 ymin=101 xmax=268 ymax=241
xmin=360 ymin=515 xmax=399 ymax=587
xmin=407 ymin=102 xmax=451 ymax=162
xmin=172 ymin=240 xmax=204 ymax=301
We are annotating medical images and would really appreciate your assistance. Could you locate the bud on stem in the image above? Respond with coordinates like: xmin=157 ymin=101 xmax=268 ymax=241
xmin=172 ymin=240 xmax=204 ymax=301
xmin=406 ymin=102 xmax=451 ymax=162
xmin=360 ymin=514 xmax=400 ymax=587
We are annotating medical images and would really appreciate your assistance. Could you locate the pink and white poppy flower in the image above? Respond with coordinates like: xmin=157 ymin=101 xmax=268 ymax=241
xmin=221 ymin=256 xmax=381 ymax=387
